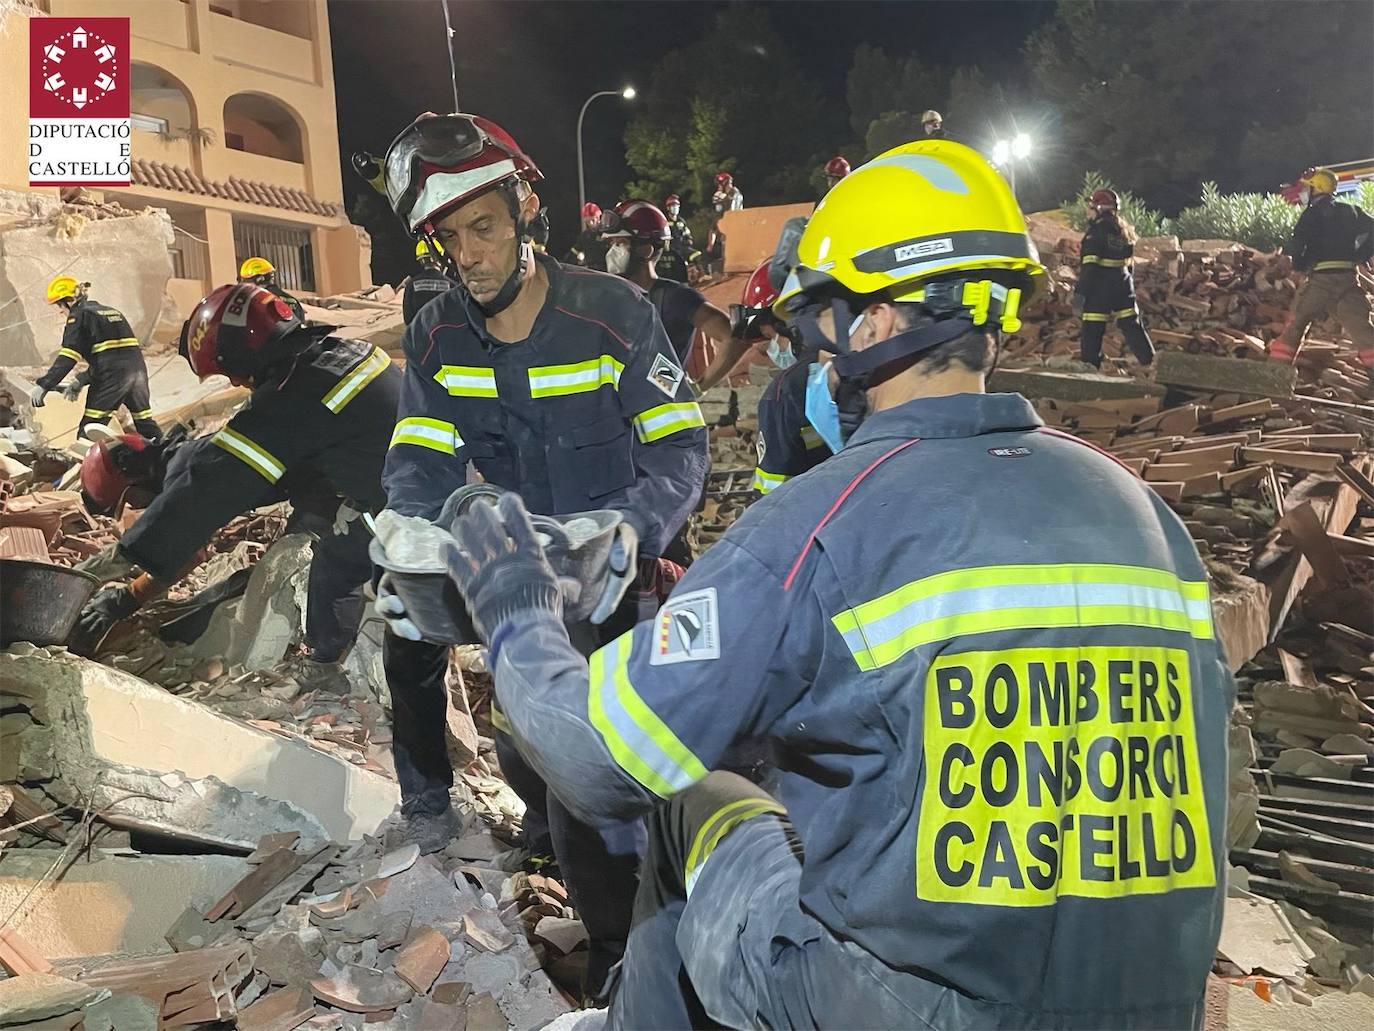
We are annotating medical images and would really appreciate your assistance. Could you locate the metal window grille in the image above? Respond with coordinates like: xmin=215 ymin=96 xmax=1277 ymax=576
xmin=232 ymin=219 xmax=316 ymax=292
xmin=169 ymin=226 xmax=208 ymax=281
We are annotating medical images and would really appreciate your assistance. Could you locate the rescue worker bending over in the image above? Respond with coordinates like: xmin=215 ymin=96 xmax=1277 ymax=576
xmin=374 ymin=112 xmax=707 ymax=1001
xmin=1076 ymin=188 xmax=1155 ymax=368
xmin=70 ymin=283 xmax=399 ymax=676
xmin=440 ymin=140 xmax=1233 ymax=1030
xmin=404 ymin=239 xmax=459 ymax=324
xmin=238 ymin=257 xmax=306 ymax=323
xmin=601 ymin=199 xmax=732 ymax=367
xmin=1271 ymin=167 xmax=1374 ymax=375
xmin=31 ymin=277 xmax=161 ymax=441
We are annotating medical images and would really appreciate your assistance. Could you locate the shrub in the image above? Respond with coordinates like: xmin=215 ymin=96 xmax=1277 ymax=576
xmin=1166 ymin=182 xmax=1299 ymax=252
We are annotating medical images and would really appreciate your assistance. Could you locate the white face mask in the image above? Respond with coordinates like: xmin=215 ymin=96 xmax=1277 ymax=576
xmin=667 ymin=205 xmax=679 ymax=218
xmin=606 ymin=242 xmax=631 ymax=275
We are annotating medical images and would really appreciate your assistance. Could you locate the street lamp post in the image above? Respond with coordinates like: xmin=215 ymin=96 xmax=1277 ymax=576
xmin=577 ymin=86 xmax=636 ymax=214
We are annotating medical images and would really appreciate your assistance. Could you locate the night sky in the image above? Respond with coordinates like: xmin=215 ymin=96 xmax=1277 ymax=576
xmin=327 ymin=0 xmax=1056 ymax=283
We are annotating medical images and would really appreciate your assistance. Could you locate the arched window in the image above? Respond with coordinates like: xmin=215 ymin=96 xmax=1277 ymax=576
xmin=222 ymin=93 xmax=304 ymax=163
xmin=130 ymin=63 xmax=195 ymax=140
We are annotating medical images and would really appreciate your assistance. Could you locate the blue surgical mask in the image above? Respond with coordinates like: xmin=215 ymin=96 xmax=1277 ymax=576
xmin=804 ymin=361 xmax=843 ymax=453
xmin=766 ymin=337 xmax=796 ymax=370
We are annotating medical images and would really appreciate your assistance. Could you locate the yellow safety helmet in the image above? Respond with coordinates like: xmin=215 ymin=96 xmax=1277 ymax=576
xmin=45 ymin=275 xmax=82 ymax=304
xmin=1300 ymin=168 xmax=1338 ymax=195
xmin=239 ymin=256 xmax=275 ymax=279
xmin=775 ymin=140 xmax=1044 ymax=334
xmin=415 ymin=238 xmax=445 ymax=260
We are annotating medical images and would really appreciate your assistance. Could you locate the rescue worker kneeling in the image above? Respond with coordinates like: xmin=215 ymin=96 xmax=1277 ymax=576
xmin=437 ymin=141 xmax=1233 ymax=1030
xmin=70 ymin=282 xmax=399 ymax=674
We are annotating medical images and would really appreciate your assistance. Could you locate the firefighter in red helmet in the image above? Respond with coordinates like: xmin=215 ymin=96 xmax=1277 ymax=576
xmin=568 ymin=201 xmax=610 ymax=270
xmin=69 ymin=282 xmax=400 ymax=679
xmin=659 ymin=192 xmax=700 ymax=281
xmin=1075 ymin=188 xmax=1155 ymax=368
xmin=375 ymin=111 xmax=706 ymax=1001
xmin=824 ymin=155 xmax=851 ymax=191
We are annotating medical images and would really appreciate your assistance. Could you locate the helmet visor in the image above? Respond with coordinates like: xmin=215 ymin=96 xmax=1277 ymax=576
xmin=383 ymin=115 xmax=489 ymax=220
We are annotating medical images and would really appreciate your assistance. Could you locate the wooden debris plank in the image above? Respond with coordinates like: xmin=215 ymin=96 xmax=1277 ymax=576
xmin=1219 ymin=466 xmax=1268 ymax=492
xmin=1240 ymin=447 xmax=1342 ymax=473
xmin=1207 ymin=398 xmax=1278 ymax=424
xmin=1181 ymin=472 xmax=1222 ymax=497
xmin=1335 ymin=462 xmax=1374 ymax=508
xmin=1277 ymin=502 xmax=1351 ymax=587
xmin=1147 ymin=481 xmax=1185 ymax=502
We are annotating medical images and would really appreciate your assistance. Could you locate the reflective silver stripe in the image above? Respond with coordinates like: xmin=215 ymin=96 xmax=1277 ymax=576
xmin=323 ymin=348 xmax=390 ymax=412
xmin=212 ymin=426 xmax=285 ymax=482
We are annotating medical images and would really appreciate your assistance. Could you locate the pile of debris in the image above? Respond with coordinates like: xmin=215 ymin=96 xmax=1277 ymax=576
xmin=1007 ymin=230 xmax=1372 ymax=399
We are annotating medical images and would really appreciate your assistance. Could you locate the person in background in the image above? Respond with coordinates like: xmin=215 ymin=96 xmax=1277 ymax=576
xmin=30 ymin=277 xmax=161 ymax=441
xmin=601 ymin=199 xmax=733 ymax=369
xmin=568 ymin=201 xmax=610 ymax=270
xmin=238 ymin=257 xmax=306 ymax=322
xmin=403 ymin=239 xmax=459 ymax=325
xmin=1075 ymin=188 xmax=1155 ymax=369
xmin=921 ymin=109 xmax=950 ymax=139
xmin=1270 ymin=166 xmax=1374 ymax=376
xmin=658 ymin=193 xmax=700 ymax=281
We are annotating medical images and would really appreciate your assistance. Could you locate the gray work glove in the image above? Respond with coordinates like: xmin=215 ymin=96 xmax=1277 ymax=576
xmin=374 ymin=574 xmax=422 ymax=641
xmin=590 ymin=519 xmax=640 ymax=626
xmin=61 ymin=380 xmax=83 ymax=402
xmin=29 ymin=386 xmax=47 ymax=408
xmin=442 ymin=493 xmax=563 ymax=643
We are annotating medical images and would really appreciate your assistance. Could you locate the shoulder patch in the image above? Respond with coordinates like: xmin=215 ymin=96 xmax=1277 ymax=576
xmin=647 ymin=353 xmax=685 ymax=399
xmin=649 ymin=587 xmax=720 ymax=666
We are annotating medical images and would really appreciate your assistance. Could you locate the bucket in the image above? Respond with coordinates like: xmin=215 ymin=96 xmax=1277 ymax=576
xmin=1 ymin=559 xmax=101 ymax=647
xmin=368 ymin=535 xmax=479 ymax=646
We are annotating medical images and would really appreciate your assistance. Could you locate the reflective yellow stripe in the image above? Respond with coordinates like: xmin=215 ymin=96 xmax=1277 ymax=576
xmin=587 ymin=632 xmax=708 ymax=798
xmin=389 ymin=416 xmax=462 ymax=454
xmin=1081 ymin=312 xmax=1111 ymax=322
xmin=800 ymin=426 xmax=825 ymax=450
xmin=832 ymin=563 xmax=1213 ymax=672
xmin=58 ymin=347 xmax=83 ymax=362
xmin=90 ymin=337 xmax=140 ymax=353
xmin=83 ymin=407 xmax=111 ymax=418
xmin=1111 ymin=307 xmax=1138 ymax=320
xmin=633 ymin=401 xmax=705 ymax=443
xmin=434 ymin=364 xmax=498 ymax=397
xmin=212 ymin=426 xmax=285 ymax=482
xmin=322 ymin=347 xmax=390 ymax=413
xmin=684 ymin=797 xmax=787 ymax=896
xmin=751 ymin=467 xmax=786 ymax=493
xmin=1081 ymin=256 xmax=1126 ymax=267
xmin=1313 ymin=260 xmax=1356 ymax=271
xmin=131 ymin=409 xmax=153 ymax=418
xmin=527 ymin=356 xmax=624 ymax=398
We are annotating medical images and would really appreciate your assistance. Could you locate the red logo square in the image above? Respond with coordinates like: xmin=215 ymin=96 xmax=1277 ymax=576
xmin=30 ymin=17 xmax=129 ymax=119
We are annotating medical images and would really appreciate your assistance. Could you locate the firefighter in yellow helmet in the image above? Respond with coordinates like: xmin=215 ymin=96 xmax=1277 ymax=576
xmin=238 ymin=257 xmax=306 ymax=322
xmin=436 ymin=140 xmax=1233 ymax=1028
xmin=403 ymin=238 xmax=458 ymax=325
xmin=32 ymin=276 xmax=161 ymax=440
xmin=1271 ymin=167 xmax=1374 ymax=377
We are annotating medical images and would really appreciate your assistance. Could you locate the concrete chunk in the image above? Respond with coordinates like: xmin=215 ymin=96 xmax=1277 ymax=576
xmin=0 ymin=651 xmax=398 ymax=845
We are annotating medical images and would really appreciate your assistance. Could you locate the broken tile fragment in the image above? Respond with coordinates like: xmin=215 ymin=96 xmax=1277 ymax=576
xmin=392 ymin=926 xmax=451 ymax=995
xmin=310 ymin=963 xmax=413 ymax=1014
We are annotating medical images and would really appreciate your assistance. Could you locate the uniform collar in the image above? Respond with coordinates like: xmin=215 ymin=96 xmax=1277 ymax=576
xmin=846 ymin=392 xmax=1042 ymax=445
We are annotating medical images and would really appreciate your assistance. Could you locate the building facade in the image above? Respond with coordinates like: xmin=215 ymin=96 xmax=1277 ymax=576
xmin=0 ymin=0 xmax=370 ymax=312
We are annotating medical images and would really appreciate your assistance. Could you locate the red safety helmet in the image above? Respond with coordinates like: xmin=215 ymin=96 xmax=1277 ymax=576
xmin=731 ymin=260 xmax=783 ymax=342
xmin=581 ymin=202 xmax=601 ymax=220
xmin=715 ymin=171 xmax=733 ymax=187
xmin=1089 ymin=188 xmax=1119 ymax=209
xmin=383 ymin=113 xmax=542 ymax=233
xmin=664 ymin=193 xmax=681 ymax=208
xmin=742 ymin=260 xmax=777 ymax=310
xmin=600 ymin=199 xmax=671 ymax=245
xmin=824 ymin=156 xmax=851 ymax=179
xmin=179 ymin=283 xmax=302 ymax=383
xmin=80 ymin=434 xmax=153 ymax=514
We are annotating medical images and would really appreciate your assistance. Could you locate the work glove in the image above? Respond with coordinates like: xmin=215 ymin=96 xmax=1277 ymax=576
xmin=61 ymin=380 xmax=83 ymax=402
xmin=70 ymin=585 xmax=140 ymax=655
xmin=374 ymin=574 xmax=423 ymax=642
xmin=29 ymin=386 xmax=47 ymax=408
xmin=590 ymin=518 xmax=640 ymax=626
xmin=441 ymin=493 xmax=563 ymax=643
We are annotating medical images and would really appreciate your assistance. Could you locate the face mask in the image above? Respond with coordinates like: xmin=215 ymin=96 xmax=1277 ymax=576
xmin=804 ymin=362 xmax=844 ymax=453
xmin=1299 ymin=187 xmax=1312 ymax=205
xmin=606 ymin=243 xmax=631 ymax=275
xmin=667 ymin=205 xmax=679 ymax=218
xmin=766 ymin=337 xmax=796 ymax=370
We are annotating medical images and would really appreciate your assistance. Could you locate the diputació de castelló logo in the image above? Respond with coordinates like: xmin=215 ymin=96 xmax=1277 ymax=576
xmin=29 ymin=17 xmax=131 ymax=187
